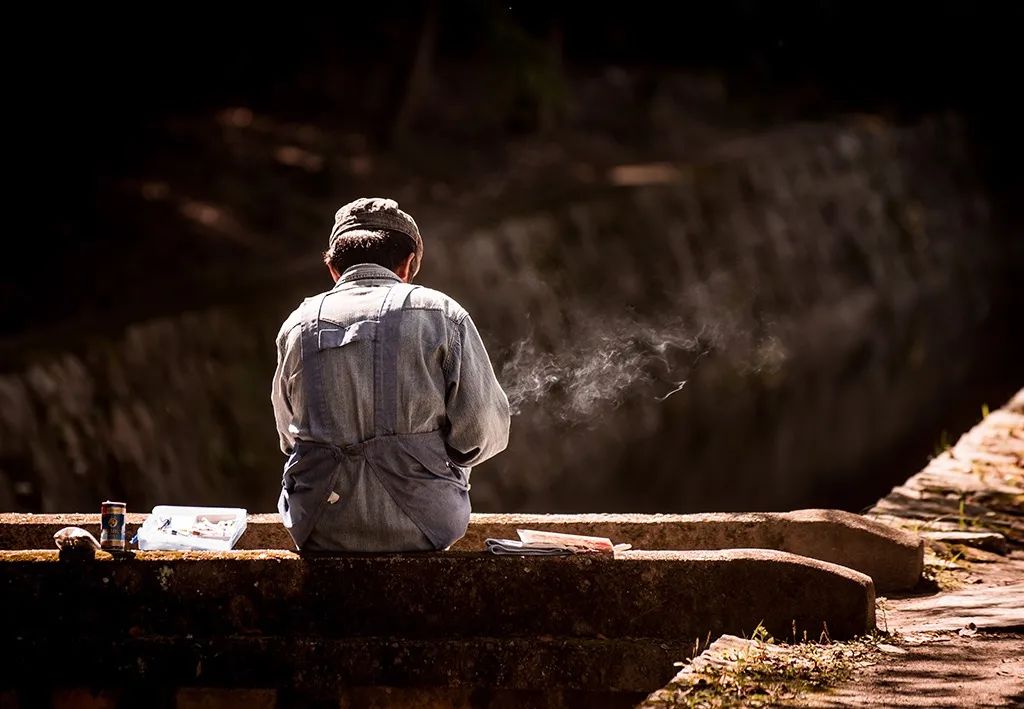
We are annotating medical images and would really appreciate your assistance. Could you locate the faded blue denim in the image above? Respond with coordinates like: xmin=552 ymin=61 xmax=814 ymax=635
xmin=271 ymin=264 xmax=510 ymax=551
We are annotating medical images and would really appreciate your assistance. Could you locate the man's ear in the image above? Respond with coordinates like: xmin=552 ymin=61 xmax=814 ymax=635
xmin=326 ymin=261 xmax=341 ymax=283
xmin=395 ymin=252 xmax=417 ymax=283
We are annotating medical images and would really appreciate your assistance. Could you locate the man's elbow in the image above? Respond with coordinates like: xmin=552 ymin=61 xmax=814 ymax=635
xmin=495 ymin=399 xmax=511 ymax=452
xmin=483 ymin=396 xmax=512 ymax=459
xmin=450 ymin=403 xmax=510 ymax=467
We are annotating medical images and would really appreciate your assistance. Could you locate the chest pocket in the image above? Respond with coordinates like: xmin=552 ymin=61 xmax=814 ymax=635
xmin=317 ymin=319 xmax=378 ymax=350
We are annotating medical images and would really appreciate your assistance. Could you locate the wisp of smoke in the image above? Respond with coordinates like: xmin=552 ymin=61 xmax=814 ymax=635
xmin=498 ymin=313 xmax=786 ymax=423
xmin=499 ymin=315 xmax=715 ymax=421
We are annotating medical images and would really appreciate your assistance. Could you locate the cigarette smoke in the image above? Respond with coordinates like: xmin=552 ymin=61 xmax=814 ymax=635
xmin=499 ymin=313 xmax=786 ymax=422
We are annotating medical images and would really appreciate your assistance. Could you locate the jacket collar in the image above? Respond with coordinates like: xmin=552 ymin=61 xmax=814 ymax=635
xmin=334 ymin=263 xmax=402 ymax=288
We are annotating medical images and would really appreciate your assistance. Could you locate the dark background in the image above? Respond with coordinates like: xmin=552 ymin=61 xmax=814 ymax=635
xmin=3 ymin=2 xmax=1022 ymax=514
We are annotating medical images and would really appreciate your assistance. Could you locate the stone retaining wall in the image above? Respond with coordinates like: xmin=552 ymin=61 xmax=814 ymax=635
xmin=2 ymin=115 xmax=1016 ymax=517
xmin=0 ymin=548 xmax=874 ymax=702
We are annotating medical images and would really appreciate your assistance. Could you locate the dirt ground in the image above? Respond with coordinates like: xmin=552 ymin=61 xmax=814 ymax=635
xmin=802 ymin=389 xmax=1024 ymax=707
xmin=802 ymin=632 xmax=1023 ymax=708
xmin=804 ymin=566 xmax=1024 ymax=708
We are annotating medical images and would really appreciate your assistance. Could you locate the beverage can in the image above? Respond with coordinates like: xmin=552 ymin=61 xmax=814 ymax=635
xmin=100 ymin=500 xmax=126 ymax=551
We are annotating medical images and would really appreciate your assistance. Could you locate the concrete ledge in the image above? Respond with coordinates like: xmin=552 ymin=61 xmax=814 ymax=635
xmin=0 ymin=508 xmax=922 ymax=591
xmin=0 ymin=549 xmax=873 ymax=643
xmin=460 ymin=510 xmax=921 ymax=592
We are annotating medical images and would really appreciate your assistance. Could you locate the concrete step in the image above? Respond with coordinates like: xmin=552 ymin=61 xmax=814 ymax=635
xmin=0 ymin=549 xmax=874 ymax=645
xmin=2 ymin=635 xmax=686 ymax=695
xmin=0 ymin=508 xmax=922 ymax=591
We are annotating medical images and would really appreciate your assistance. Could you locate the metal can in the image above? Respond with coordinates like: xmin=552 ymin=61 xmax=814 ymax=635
xmin=100 ymin=500 xmax=126 ymax=551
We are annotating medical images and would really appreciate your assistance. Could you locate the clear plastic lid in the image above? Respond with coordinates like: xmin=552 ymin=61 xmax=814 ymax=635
xmin=135 ymin=505 xmax=247 ymax=551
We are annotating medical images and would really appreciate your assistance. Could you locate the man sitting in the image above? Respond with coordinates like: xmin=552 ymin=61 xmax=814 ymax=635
xmin=271 ymin=198 xmax=510 ymax=551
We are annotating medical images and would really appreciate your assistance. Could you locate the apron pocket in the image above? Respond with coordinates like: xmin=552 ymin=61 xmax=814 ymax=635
xmin=402 ymin=433 xmax=471 ymax=491
xmin=278 ymin=442 xmax=342 ymax=549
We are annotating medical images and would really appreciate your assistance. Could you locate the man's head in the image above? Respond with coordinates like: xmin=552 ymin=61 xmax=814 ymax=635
xmin=324 ymin=198 xmax=423 ymax=282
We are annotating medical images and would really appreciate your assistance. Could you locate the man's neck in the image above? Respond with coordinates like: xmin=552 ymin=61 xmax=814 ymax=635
xmin=334 ymin=263 xmax=402 ymax=287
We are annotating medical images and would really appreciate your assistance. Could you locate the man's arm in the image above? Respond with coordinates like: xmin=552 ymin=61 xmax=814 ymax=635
xmin=443 ymin=313 xmax=511 ymax=467
xmin=271 ymin=323 xmax=300 ymax=455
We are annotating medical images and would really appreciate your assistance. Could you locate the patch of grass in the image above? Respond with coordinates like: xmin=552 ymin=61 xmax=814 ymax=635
xmin=921 ymin=545 xmax=969 ymax=591
xmin=911 ymin=507 xmax=987 ymax=535
xmin=932 ymin=429 xmax=952 ymax=459
xmin=645 ymin=627 xmax=892 ymax=708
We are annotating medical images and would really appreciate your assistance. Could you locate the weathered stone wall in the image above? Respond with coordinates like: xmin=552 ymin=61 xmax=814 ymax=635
xmin=0 ymin=312 xmax=278 ymax=511
xmin=0 ymin=548 xmax=875 ymax=701
xmin=0 ymin=114 xmax=1016 ymax=514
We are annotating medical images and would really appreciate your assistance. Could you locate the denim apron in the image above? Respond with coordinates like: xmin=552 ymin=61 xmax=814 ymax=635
xmin=277 ymin=283 xmax=471 ymax=551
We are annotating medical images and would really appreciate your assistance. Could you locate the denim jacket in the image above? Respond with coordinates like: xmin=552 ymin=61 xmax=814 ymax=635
xmin=271 ymin=264 xmax=510 ymax=551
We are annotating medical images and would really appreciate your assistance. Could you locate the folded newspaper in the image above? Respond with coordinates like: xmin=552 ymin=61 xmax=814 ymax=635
xmin=485 ymin=529 xmax=630 ymax=556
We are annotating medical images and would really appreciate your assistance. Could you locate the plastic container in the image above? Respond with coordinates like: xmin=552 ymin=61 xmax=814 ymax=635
xmin=135 ymin=505 xmax=247 ymax=551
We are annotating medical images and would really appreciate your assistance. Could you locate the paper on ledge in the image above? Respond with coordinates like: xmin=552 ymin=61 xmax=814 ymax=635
xmin=484 ymin=529 xmax=632 ymax=556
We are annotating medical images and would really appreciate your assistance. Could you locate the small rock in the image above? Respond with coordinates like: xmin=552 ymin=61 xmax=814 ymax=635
xmin=958 ymin=622 xmax=978 ymax=637
xmin=53 ymin=527 xmax=101 ymax=551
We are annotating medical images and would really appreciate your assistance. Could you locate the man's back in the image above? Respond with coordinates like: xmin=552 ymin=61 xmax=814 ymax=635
xmin=272 ymin=263 xmax=510 ymax=551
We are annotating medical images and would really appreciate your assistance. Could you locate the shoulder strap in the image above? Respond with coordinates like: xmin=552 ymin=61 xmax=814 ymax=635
xmin=373 ymin=283 xmax=419 ymax=436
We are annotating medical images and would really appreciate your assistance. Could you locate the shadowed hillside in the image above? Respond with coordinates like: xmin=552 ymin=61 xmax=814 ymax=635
xmin=3 ymin=4 xmax=1022 ymax=513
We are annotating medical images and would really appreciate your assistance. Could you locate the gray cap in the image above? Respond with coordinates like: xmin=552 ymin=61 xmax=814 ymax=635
xmin=329 ymin=197 xmax=423 ymax=270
